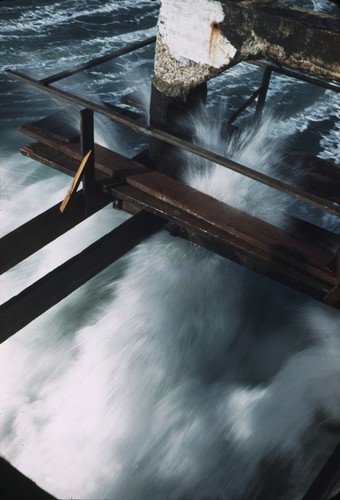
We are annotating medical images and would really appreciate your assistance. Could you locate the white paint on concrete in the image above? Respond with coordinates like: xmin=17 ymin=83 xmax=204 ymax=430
xmin=158 ymin=0 xmax=237 ymax=69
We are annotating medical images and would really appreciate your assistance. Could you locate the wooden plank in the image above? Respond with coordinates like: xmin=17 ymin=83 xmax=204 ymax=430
xmin=126 ymin=170 xmax=338 ymax=273
xmin=39 ymin=36 xmax=156 ymax=85
xmin=0 ymin=457 xmax=57 ymax=500
xmin=121 ymin=92 xmax=147 ymax=111
xmin=19 ymin=139 xmax=340 ymax=301
xmin=20 ymin=125 xmax=150 ymax=177
xmin=27 ymin=109 xmax=80 ymax=143
xmin=283 ymin=151 xmax=340 ymax=204
xmin=59 ymin=149 xmax=92 ymax=213
xmin=0 ymin=190 xmax=110 ymax=275
xmin=20 ymin=143 xmax=80 ymax=177
xmin=110 ymin=183 xmax=337 ymax=303
xmin=302 ymin=442 xmax=340 ymax=500
xmin=7 ymin=69 xmax=340 ymax=217
xmin=20 ymin=139 xmax=340 ymax=266
xmin=0 ymin=211 xmax=167 ymax=343
xmin=25 ymin=115 xmax=340 ymax=206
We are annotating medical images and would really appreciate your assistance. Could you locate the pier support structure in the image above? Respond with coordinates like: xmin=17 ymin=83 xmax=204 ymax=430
xmin=149 ymin=0 xmax=340 ymax=165
xmin=152 ymin=0 xmax=340 ymax=101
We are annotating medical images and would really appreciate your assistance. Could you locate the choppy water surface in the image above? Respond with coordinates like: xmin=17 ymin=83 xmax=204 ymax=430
xmin=0 ymin=1 xmax=340 ymax=498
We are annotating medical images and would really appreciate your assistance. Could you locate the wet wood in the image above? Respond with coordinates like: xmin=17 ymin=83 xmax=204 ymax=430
xmin=302 ymin=441 xmax=340 ymax=500
xmin=27 ymin=109 xmax=80 ymax=143
xmin=0 ymin=211 xmax=167 ymax=343
xmin=109 ymin=182 xmax=338 ymax=303
xmin=14 ymin=89 xmax=340 ymax=216
xmin=39 ymin=36 xmax=156 ymax=85
xmin=22 ymin=117 xmax=340 ymax=207
xmin=18 ymin=135 xmax=340 ymax=307
xmin=0 ymin=457 xmax=57 ymax=500
xmin=0 ymin=190 xmax=110 ymax=275
xmin=20 ymin=125 xmax=150 ymax=178
xmin=121 ymin=91 xmax=148 ymax=111
xmin=59 ymin=149 xmax=93 ymax=213
xmin=127 ymin=170 xmax=336 ymax=272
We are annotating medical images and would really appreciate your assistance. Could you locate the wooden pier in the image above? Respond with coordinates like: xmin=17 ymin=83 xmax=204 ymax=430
xmin=2 ymin=1 xmax=340 ymax=498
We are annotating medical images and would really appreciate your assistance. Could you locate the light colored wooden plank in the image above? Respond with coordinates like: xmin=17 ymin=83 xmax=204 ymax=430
xmin=59 ymin=149 xmax=92 ymax=213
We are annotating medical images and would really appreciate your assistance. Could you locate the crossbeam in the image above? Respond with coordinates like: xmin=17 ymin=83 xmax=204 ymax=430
xmin=40 ymin=35 xmax=156 ymax=85
xmin=154 ymin=0 xmax=340 ymax=98
xmin=0 ymin=211 xmax=167 ymax=343
xmin=4 ymin=86 xmax=338 ymax=217
xmin=0 ymin=190 xmax=110 ymax=275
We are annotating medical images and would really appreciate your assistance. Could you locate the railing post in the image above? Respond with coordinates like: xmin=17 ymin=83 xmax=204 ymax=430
xmin=255 ymin=67 xmax=272 ymax=121
xmin=80 ymin=108 xmax=96 ymax=213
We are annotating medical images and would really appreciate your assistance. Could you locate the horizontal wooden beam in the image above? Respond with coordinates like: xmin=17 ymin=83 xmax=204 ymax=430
xmin=15 ymin=100 xmax=340 ymax=217
xmin=0 ymin=190 xmax=110 ymax=275
xmin=0 ymin=211 xmax=167 ymax=343
xmin=302 ymin=442 xmax=340 ymax=500
xmin=18 ymin=138 xmax=340 ymax=306
xmin=109 ymin=181 xmax=338 ymax=305
xmin=154 ymin=0 xmax=340 ymax=97
xmin=0 ymin=457 xmax=57 ymax=500
xmin=40 ymin=36 xmax=156 ymax=85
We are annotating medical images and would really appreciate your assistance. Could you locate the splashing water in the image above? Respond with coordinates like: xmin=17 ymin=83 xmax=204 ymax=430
xmin=1 ymin=0 xmax=340 ymax=498
xmin=1 ymin=107 xmax=340 ymax=500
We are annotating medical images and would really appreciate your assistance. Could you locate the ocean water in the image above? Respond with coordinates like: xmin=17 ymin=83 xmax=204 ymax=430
xmin=0 ymin=1 xmax=340 ymax=499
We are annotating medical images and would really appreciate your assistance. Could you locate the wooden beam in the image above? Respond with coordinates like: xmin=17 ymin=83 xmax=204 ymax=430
xmin=0 ymin=190 xmax=110 ymax=275
xmin=109 ymin=181 xmax=338 ymax=304
xmin=39 ymin=36 xmax=156 ymax=85
xmin=154 ymin=0 xmax=340 ymax=98
xmin=80 ymin=109 xmax=96 ymax=212
xmin=0 ymin=457 xmax=57 ymax=500
xmin=59 ymin=149 xmax=93 ymax=213
xmin=0 ymin=211 xmax=167 ymax=343
xmin=11 ymin=84 xmax=340 ymax=216
xmin=302 ymin=442 xmax=340 ymax=500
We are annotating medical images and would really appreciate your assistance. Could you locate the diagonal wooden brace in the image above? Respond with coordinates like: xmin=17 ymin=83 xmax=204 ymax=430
xmin=59 ymin=149 xmax=92 ymax=213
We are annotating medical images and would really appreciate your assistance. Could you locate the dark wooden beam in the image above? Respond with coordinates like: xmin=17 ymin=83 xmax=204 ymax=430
xmin=153 ymin=1 xmax=340 ymax=98
xmin=220 ymin=1 xmax=340 ymax=81
xmin=108 ymin=181 xmax=339 ymax=305
xmin=302 ymin=442 xmax=340 ymax=500
xmin=80 ymin=108 xmax=96 ymax=212
xmin=0 ymin=457 xmax=57 ymax=500
xmin=39 ymin=35 xmax=156 ymax=85
xmin=18 ymin=138 xmax=340 ymax=306
xmin=0 ymin=190 xmax=110 ymax=275
xmin=0 ymin=211 xmax=166 ymax=343
xmin=14 ymin=96 xmax=340 ymax=217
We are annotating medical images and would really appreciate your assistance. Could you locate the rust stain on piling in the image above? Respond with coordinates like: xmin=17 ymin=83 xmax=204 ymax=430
xmin=209 ymin=20 xmax=220 ymax=61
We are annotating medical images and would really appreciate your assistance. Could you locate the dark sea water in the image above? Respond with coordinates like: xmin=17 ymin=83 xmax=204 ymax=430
xmin=0 ymin=1 xmax=340 ymax=499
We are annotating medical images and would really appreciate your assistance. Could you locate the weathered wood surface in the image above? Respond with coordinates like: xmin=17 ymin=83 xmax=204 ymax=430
xmin=20 ymin=125 xmax=150 ymax=178
xmin=0 ymin=211 xmax=167 ymax=343
xmin=19 ymin=116 xmax=340 ymax=217
xmin=18 ymin=134 xmax=340 ymax=306
xmin=59 ymin=149 xmax=93 ymax=213
xmin=27 ymin=109 xmax=80 ymax=143
xmin=109 ymin=181 xmax=339 ymax=304
xmin=154 ymin=0 xmax=340 ymax=98
xmin=39 ymin=36 xmax=156 ymax=85
xmin=0 ymin=190 xmax=110 ymax=275
xmin=0 ymin=457 xmax=57 ymax=500
xmin=15 ymin=115 xmax=340 ymax=305
xmin=285 ymin=151 xmax=340 ymax=205
xmin=302 ymin=441 xmax=340 ymax=500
